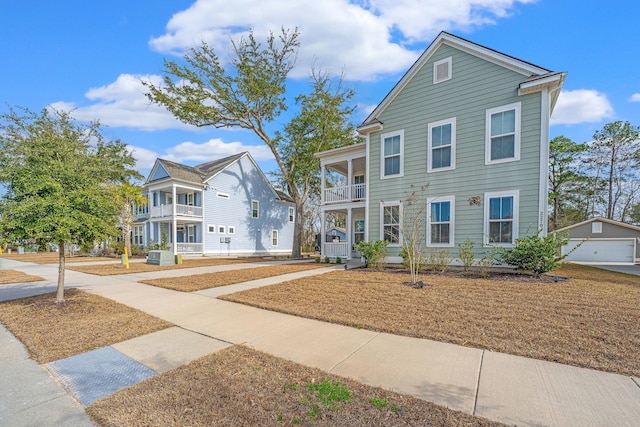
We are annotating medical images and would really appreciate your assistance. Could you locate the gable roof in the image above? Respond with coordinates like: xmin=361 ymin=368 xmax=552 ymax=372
xmin=358 ymin=31 xmax=566 ymax=133
xmin=555 ymin=217 xmax=640 ymax=234
xmin=145 ymin=152 xmax=294 ymax=203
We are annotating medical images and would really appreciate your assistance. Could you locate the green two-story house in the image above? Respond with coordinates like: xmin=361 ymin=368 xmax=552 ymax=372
xmin=316 ymin=32 xmax=566 ymax=263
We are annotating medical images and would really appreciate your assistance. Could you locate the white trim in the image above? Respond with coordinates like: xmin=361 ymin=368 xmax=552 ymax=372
xmin=592 ymin=222 xmax=603 ymax=233
xmin=427 ymin=118 xmax=456 ymax=173
xmin=538 ymin=88 xmax=550 ymax=235
xmin=251 ymin=200 xmax=259 ymax=219
xmin=380 ymin=130 xmax=404 ymax=179
xmin=364 ymin=134 xmax=370 ymax=243
xmin=554 ymin=216 xmax=640 ymax=234
xmin=427 ymin=196 xmax=455 ymax=247
xmin=207 ymin=224 xmax=216 ymax=234
xmin=484 ymin=190 xmax=519 ymax=247
xmin=380 ymin=200 xmax=402 ymax=246
xmin=485 ymin=102 xmax=521 ymax=165
xmin=433 ymin=56 xmax=452 ymax=84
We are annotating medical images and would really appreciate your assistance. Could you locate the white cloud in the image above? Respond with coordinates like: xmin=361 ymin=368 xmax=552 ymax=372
xmin=150 ymin=0 xmax=534 ymax=81
xmin=550 ymin=89 xmax=614 ymax=125
xmin=50 ymin=74 xmax=193 ymax=131
xmin=629 ymin=93 xmax=640 ymax=102
xmin=128 ymin=138 xmax=274 ymax=172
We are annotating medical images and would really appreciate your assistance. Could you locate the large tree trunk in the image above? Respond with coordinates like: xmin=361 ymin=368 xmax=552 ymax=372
xmin=292 ymin=200 xmax=304 ymax=259
xmin=56 ymin=242 xmax=66 ymax=303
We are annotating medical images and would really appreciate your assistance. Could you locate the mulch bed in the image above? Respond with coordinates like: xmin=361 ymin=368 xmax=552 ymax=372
xmin=221 ymin=263 xmax=640 ymax=377
xmin=0 ymin=289 xmax=172 ymax=363
xmin=141 ymin=263 xmax=328 ymax=292
xmin=0 ymin=253 xmax=117 ymax=264
xmin=0 ymin=269 xmax=46 ymax=285
xmin=87 ymin=345 xmax=504 ymax=427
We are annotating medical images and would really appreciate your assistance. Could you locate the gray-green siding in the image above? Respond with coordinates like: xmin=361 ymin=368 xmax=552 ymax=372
xmin=367 ymin=44 xmax=545 ymax=257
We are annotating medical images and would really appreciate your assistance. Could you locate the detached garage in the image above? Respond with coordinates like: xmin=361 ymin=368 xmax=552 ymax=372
xmin=555 ymin=218 xmax=640 ymax=264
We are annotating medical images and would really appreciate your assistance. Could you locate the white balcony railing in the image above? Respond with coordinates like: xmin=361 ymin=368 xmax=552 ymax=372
xmin=150 ymin=204 xmax=202 ymax=218
xmin=323 ymin=242 xmax=349 ymax=258
xmin=176 ymin=242 xmax=203 ymax=253
xmin=323 ymin=183 xmax=366 ymax=204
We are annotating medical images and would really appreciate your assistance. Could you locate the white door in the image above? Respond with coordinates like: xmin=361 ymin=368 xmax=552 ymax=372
xmin=562 ymin=239 xmax=634 ymax=263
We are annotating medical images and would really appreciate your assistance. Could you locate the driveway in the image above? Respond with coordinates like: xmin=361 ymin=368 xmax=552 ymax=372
xmin=591 ymin=264 xmax=640 ymax=276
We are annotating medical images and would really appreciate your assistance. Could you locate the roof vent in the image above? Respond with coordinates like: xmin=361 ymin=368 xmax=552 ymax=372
xmin=433 ymin=57 xmax=452 ymax=84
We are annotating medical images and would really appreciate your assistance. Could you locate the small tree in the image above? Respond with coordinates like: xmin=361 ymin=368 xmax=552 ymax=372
xmin=399 ymin=185 xmax=429 ymax=284
xmin=0 ymin=107 xmax=139 ymax=302
xmin=493 ymin=230 xmax=569 ymax=277
xmin=116 ymin=183 xmax=147 ymax=257
xmin=457 ymin=239 xmax=475 ymax=272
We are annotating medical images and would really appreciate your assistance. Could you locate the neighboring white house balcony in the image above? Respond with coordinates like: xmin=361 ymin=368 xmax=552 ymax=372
xmin=150 ymin=204 xmax=203 ymax=219
xmin=323 ymin=183 xmax=366 ymax=205
xmin=176 ymin=242 xmax=203 ymax=253
xmin=323 ymin=242 xmax=350 ymax=258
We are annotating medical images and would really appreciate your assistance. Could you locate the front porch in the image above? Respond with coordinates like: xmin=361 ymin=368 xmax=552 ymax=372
xmin=320 ymin=206 xmax=365 ymax=260
xmin=149 ymin=221 xmax=204 ymax=255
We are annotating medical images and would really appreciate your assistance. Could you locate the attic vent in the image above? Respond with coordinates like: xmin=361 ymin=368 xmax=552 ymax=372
xmin=433 ymin=57 xmax=452 ymax=84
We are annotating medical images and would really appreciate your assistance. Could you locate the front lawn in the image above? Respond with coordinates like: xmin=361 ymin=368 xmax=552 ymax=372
xmin=0 ymin=269 xmax=46 ymax=284
xmin=221 ymin=263 xmax=640 ymax=377
xmin=67 ymin=257 xmax=261 ymax=275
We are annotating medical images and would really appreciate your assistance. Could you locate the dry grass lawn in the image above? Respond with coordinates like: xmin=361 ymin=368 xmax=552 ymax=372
xmin=68 ymin=257 xmax=265 ymax=275
xmin=0 ymin=269 xmax=46 ymax=284
xmin=87 ymin=345 xmax=504 ymax=427
xmin=0 ymin=253 xmax=116 ymax=264
xmin=0 ymin=289 xmax=172 ymax=363
xmin=221 ymin=263 xmax=640 ymax=377
xmin=141 ymin=263 xmax=329 ymax=292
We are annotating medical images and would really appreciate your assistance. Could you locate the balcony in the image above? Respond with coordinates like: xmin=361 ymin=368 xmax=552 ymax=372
xmin=323 ymin=242 xmax=350 ymax=258
xmin=323 ymin=183 xmax=366 ymax=205
xmin=150 ymin=204 xmax=203 ymax=219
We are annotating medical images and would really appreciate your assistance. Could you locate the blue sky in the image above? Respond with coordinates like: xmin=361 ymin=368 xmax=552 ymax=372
xmin=1 ymin=0 xmax=638 ymax=180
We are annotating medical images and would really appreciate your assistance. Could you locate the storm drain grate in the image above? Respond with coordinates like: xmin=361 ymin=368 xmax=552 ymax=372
xmin=46 ymin=346 xmax=156 ymax=406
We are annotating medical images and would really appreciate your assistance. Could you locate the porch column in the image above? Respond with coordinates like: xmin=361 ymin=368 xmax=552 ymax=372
xmin=347 ymin=159 xmax=353 ymax=201
xmin=320 ymin=164 xmax=326 ymax=204
xmin=346 ymin=207 xmax=352 ymax=260
xmin=320 ymin=210 xmax=326 ymax=258
xmin=172 ymin=185 xmax=177 ymax=216
xmin=172 ymin=218 xmax=177 ymax=255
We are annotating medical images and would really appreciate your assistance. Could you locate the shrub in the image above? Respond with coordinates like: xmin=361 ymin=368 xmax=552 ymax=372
xmin=477 ymin=255 xmax=496 ymax=278
xmin=399 ymin=247 xmax=426 ymax=273
xmin=324 ymin=256 xmax=330 ymax=263
xmin=314 ymin=255 xmax=321 ymax=263
xmin=426 ymin=248 xmax=452 ymax=272
xmin=355 ymin=240 xmax=388 ymax=270
xmin=457 ymin=239 xmax=475 ymax=272
xmin=493 ymin=230 xmax=569 ymax=276
xmin=335 ymin=257 xmax=342 ymax=264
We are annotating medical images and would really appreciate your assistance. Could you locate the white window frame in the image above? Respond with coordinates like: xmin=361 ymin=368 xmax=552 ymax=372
xmin=427 ymin=196 xmax=455 ymax=247
xmin=288 ymin=206 xmax=295 ymax=223
xmin=228 ymin=226 xmax=235 ymax=235
xmin=217 ymin=192 xmax=230 ymax=199
xmin=380 ymin=200 xmax=402 ymax=246
xmin=218 ymin=225 xmax=226 ymax=234
xmin=484 ymin=190 xmax=519 ymax=247
xmin=271 ymin=230 xmax=279 ymax=247
xmin=485 ymin=102 xmax=521 ymax=165
xmin=186 ymin=193 xmax=194 ymax=206
xmin=380 ymin=130 xmax=404 ymax=179
xmin=186 ymin=224 xmax=195 ymax=243
xmin=427 ymin=118 xmax=456 ymax=173
xmin=592 ymin=222 xmax=603 ymax=233
xmin=251 ymin=200 xmax=259 ymax=219
xmin=207 ymin=224 xmax=216 ymax=234
xmin=165 ymin=194 xmax=173 ymax=205
xmin=133 ymin=225 xmax=144 ymax=246
xmin=433 ymin=56 xmax=452 ymax=84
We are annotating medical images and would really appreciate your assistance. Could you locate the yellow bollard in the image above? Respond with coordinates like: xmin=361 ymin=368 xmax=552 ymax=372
xmin=124 ymin=247 xmax=130 ymax=269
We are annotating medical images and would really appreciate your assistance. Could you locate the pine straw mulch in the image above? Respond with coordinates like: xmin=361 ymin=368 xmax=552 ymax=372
xmin=140 ymin=263 xmax=329 ymax=292
xmin=0 ymin=269 xmax=46 ymax=284
xmin=87 ymin=344 xmax=504 ymax=427
xmin=221 ymin=263 xmax=640 ymax=378
xmin=67 ymin=257 xmax=267 ymax=276
xmin=0 ymin=288 xmax=172 ymax=363
xmin=0 ymin=253 xmax=117 ymax=264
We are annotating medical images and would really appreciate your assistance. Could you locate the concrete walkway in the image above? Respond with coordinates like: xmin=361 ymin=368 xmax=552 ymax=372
xmin=1 ymin=258 xmax=639 ymax=426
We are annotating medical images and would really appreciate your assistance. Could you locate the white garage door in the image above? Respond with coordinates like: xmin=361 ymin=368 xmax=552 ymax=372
xmin=562 ymin=239 xmax=634 ymax=263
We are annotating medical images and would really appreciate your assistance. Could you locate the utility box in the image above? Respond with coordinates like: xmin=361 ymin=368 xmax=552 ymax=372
xmin=147 ymin=250 xmax=175 ymax=266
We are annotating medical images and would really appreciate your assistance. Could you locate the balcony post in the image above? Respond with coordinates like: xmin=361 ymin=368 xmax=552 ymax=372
xmin=347 ymin=159 xmax=353 ymax=202
xmin=320 ymin=164 xmax=326 ymax=204
xmin=347 ymin=207 xmax=352 ymax=260
xmin=320 ymin=210 xmax=326 ymax=258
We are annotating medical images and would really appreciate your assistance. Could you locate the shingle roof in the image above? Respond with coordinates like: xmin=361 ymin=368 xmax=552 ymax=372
xmin=150 ymin=152 xmax=247 ymax=184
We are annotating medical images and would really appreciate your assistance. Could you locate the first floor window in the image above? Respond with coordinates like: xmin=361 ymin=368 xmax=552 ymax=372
xmin=272 ymin=230 xmax=278 ymax=246
xmin=207 ymin=224 xmax=216 ymax=233
xmin=354 ymin=219 xmax=365 ymax=244
xmin=218 ymin=225 xmax=226 ymax=234
xmin=485 ymin=191 xmax=518 ymax=245
xmin=381 ymin=202 xmax=401 ymax=244
xmin=228 ymin=226 xmax=235 ymax=235
xmin=428 ymin=196 xmax=454 ymax=246
xmin=186 ymin=225 xmax=195 ymax=243
xmin=133 ymin=226 xmax=144 ymax=246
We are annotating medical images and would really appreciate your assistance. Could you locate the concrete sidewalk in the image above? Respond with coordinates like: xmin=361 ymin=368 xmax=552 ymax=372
xmin=1 ymin=258 xmax=639 ymax=426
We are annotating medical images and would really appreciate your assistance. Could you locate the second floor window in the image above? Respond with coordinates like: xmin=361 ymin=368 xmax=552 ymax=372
xmin=251 ymin=200 xmax=259 ymax=219
xmin=381 ymin=130 xmax=403 ymax=178
xmin=428 ymin=118 xmax=456 ymax=172
xmin=288 ymin=207 xmax=295 ymax=223
xmin=486 ymin=102 xmax=521 ymax=164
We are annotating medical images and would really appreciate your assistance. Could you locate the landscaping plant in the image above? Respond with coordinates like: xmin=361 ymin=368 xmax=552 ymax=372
xmin=494 ymin=230 xmax=569 ymax=276
xmin=355 ymin=240 xmax=388 ymax=270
